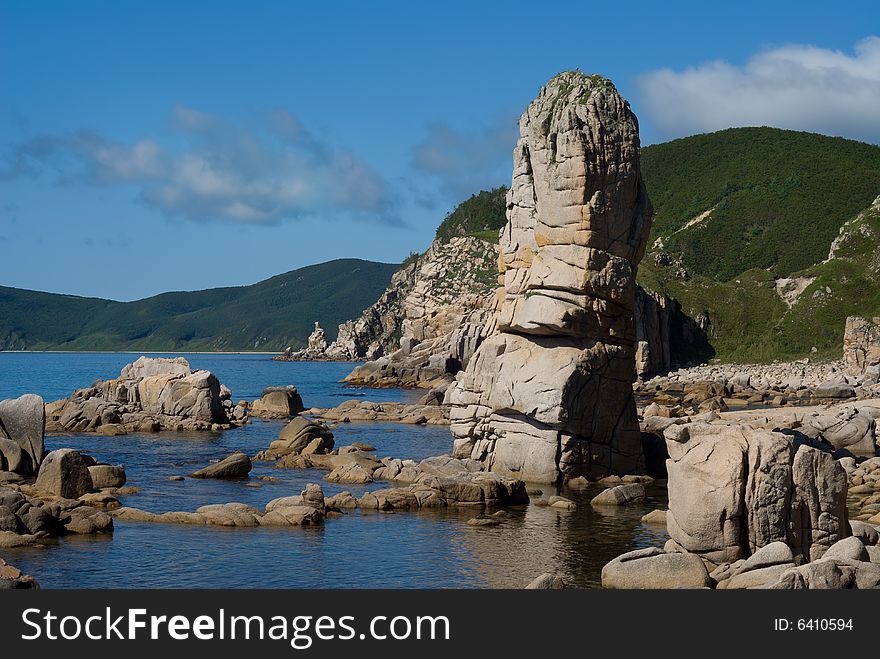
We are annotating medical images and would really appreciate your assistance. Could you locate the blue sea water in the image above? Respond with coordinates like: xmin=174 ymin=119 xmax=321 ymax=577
xmin=0 ymin=352 xmax=667 ymax=588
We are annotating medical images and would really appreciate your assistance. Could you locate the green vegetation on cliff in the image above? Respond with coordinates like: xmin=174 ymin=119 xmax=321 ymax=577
xmin=0 ymin=259 xmax=397 ymax=352
xmin=434 ymin=187 xmax=508 ymax=243
xmin=640 ymin=196 xmax=880 ymax=363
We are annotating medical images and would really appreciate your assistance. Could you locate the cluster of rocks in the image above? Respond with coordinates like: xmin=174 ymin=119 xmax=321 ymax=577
xmin=448 ymin=71 xmax=652 ymax=485
xmin=1 ymin=484 xmax=115 ymax=548
xmin=115 ymin=483 xmax=329 ymax=528
xmin=116 ymin=458 xmax=528 ymax=532
xmin=636 ymin=358 xmax=880 ymax=416
xmin=311 ymin=396 xmax=449 ymax=426
xmin=254 ymin=416 xmax=336 ymax=463
xmin=275 ymin=322 xmax=360 ymax=362
xmin=45 ymin=357 xmax=248 ymax=434
xmin=1 ymin=393 xmax=127 ymax=555
xmin=252 ymin=414 xmax=528 ymax=507
xmin=357 ymin=466 xmax=528 ymax=511
xmin=641 ymin=398 xmax=880 ymax=459
xmin=601 ymin=420 xmax=880 ymax=589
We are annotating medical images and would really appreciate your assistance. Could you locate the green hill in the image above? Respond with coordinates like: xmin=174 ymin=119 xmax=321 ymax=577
xmin=0 ymin=259 xmax=398 ymax=351
xmin=641 ymin=127 xmax=880 ymax=280
xmin=639 ymin=127 xmax=880 ymax=363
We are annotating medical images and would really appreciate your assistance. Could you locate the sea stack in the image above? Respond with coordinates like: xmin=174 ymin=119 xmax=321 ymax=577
xmin=447 ymin=71 xmax=652 ymax=483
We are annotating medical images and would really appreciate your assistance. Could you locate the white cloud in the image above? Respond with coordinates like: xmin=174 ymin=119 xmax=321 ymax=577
xmin=638 ymin=36 xmax=880 ymax=143
xmin=2 ymin=109 xmax=397 ymax=225
xmin=87 ymin=136 xmax=165 ymax=181
xmin=172 ymin=105 xmax=218 ymax=132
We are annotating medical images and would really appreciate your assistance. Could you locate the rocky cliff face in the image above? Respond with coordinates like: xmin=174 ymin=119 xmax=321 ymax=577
xmin=844 ymin=316 xmax=880 ymax=377
xmin=340 ymin=242 xmax=687 ymax=388
xmin=447 ymin=71 xmax=652 ymax=483
xmin=342 ymin=236 xmax=498 ymax=387
xmin=329 ymin=260 xmax=420 ymax=360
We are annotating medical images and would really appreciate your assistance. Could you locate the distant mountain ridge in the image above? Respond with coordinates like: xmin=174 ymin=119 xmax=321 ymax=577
xmin=0 ymin=259 xmax=398 ymax=352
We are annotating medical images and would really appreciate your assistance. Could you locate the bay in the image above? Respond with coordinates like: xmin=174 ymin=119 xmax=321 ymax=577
xmin=0 ymin=352 xmax=667 ymax=588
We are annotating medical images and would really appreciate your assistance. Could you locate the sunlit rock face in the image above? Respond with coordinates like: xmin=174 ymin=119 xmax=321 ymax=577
xmin=448 ymin=71 xmax=652 ymax=484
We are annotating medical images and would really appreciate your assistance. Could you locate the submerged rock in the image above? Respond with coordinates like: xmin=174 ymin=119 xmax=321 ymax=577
xmin=525 ymin=573 xmax=567 ymax=589
xmin=590 ymin=484 xmax=646 ymax=507
xmin=358 ymin=472 xmax=528 ymax=511
xmin=641 ymin=509 xmax=667 ymax=525
xmin=113 ymin=484 xmax=327 ymax=528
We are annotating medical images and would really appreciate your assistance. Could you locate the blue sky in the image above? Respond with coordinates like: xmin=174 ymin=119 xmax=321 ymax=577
xmin=2 ymin=0 xmax=879 ymax=300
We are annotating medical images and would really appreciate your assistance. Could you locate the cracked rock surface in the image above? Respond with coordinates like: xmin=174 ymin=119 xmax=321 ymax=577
xmin=448 ymin=71 xmax=652 ymax=484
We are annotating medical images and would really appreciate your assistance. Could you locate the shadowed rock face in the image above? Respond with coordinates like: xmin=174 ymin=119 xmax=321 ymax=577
xmin=0 ymin=394 xmax=45 ymax=476
xmin=448 ymin=72 xmax=652 ymax=484
xmin=664 ymin=423 xmax=850 ymax=565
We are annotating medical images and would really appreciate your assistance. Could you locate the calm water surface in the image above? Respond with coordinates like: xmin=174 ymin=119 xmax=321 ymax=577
xmin=0 ymin=352 xmax=667 ymax=588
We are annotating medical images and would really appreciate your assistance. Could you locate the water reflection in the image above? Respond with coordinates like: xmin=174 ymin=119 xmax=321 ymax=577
xmin=454 ymin=483 xmax=668 ymax=588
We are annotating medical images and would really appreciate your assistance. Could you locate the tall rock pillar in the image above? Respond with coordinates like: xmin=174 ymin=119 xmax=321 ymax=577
xmin=447 ymin=71 xmax=652 ymax=483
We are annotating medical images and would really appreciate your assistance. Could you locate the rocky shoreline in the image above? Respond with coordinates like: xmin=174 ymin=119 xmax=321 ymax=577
xmin=636 ymin=357 xmax=880 ymax=413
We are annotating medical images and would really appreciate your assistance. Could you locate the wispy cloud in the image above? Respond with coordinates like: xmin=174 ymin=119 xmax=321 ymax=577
xmin=638 ymin=36 xmax=880 ymax=143
xmin=412 ymin=119 xmax=517 ymax=199
xmin=171 ymin=105 xmax=218 ymax=132
xmin=1 ymin=107 xmax=398 ymax=225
